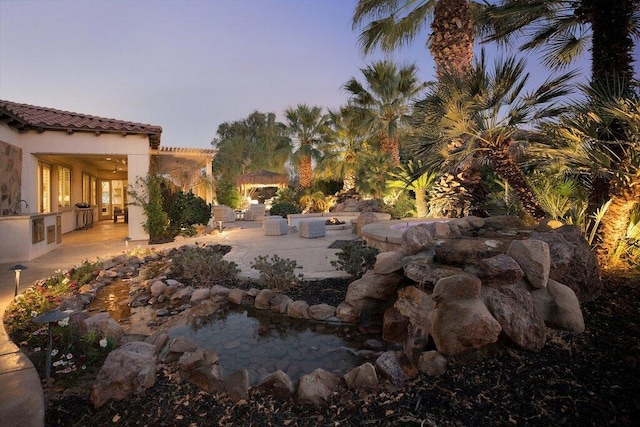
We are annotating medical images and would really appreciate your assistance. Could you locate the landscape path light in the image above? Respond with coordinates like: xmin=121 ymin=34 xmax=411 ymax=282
xmin=123 ymin=236 xmax=132 ymax=251
xmin=32 ymin=309 xmax=71 ymax=380
xmin=9 ymin=264 xmax=28 ymax=298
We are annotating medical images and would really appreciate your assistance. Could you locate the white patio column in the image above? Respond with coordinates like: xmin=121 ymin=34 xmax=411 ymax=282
xmin=127 ymin=152 xmax=150 ymax=241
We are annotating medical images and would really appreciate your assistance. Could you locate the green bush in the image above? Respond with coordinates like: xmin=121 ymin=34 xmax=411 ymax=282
xmin=168 ymin=191 xmax=212 ymax=235
xmin=275 ymin=187 xmax=298 ymax=204
xmin=216 ymin=179 xmax=242 ymax=209
xmin=250 ymin=254 xmax=303 ymax=292
xmin=331 ymin=241 xmax=379 ymax=279
xmin=128 ymin=174 xmax=175 ymax=243
xmin=171 ymin=246 xmax=239 ymax=286
xmin=269 ymin=201 xmax=301 ymax=218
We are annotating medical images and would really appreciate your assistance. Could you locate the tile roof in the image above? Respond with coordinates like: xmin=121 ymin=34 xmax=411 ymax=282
xmin=0 ymin=100 xmax=162 ymax=148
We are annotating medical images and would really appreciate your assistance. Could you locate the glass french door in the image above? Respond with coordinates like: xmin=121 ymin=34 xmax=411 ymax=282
xmin=99 ymin=180 xmax=127 ymax=221
xmin=100 ymin=180 xmax=112 ymax=221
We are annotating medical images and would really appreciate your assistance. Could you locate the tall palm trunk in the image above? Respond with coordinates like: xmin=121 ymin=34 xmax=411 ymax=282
xmin=489 ymin=136 xmax=545 ymax=220
xmin=428 ymin=0 xmax=486 ymax=216
xmin=580 ymin=0 xmax=635 ymax=210
xmin=298 ymin=156 xmax=313 ymax=189
xmin=596 ymin=182 xmax=639 ymax=267
xmin=343 ymin=172 xmax=356 ymax=192
xmin=380 ymin=134 xmax=400 ymax=166
xmin=429 ymin=0 xmax=474 ymax=78
xmin=415 ymin=188 xmax=428 ymax=218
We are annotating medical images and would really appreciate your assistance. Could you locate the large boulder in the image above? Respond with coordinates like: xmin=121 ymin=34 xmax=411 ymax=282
xmin=308 ymin=303 xmax=335 ymax=321
xmin=256 ymin=370 xmax=295 ymax=399
xmin=344 ymin=271 xmax=403 ymax=317
xmin=478 ymin=254 xmax=525 ymax=286
xmin=91 ymin=341 xmax=157 ymax=408
xmin=84 ymin=312 xmax=125 ymax=342
xmin=343 ymin=362 xmax=378 ymax=390
xmin=287 ymin=300 xmax=310 ymax=319
xmin=356 ymin=212 xmax=380 ymax=237
xmin=417 ymin=351 xmax=448 ymax=376
xmin=529 ymin=279 xmax=585 ymax=333
xmin=435 ymin=238 xmax=509 ymax=264
xmin=394 ymin=286 xmax=434 ymax=332
xmin=373 ymin=251 xmax=405 ymax=275
xmin=507 ymin=239 xmax=550 ymax=289
xmin=430 ymin=275 xmax=502 ymax=356
xmin=297 ymin=369 xmax=341 ymax=407
xmin=401 ymin=224 xmax=434 ymax=255
xmin=374 ymin=351 xmax=418 ymax=386
xmin=531 ymin=226 xmax=602 ymax=302
xmin=482 ymin=286 xmax=546 ymax=352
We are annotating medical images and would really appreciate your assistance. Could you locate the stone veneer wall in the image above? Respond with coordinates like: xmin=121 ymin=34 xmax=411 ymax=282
xmin=0 ymin=140 xmax=22 ymax=216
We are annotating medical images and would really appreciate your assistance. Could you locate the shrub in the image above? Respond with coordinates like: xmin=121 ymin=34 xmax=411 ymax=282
xmin=216 ymin=179 xmax=242 ymax=209
xmin=269 ymin=201 xmax=301 ymax=218
xmin=331 ymin=241 xmax=379 ymax=279
xmin=168 ymin=191 xmax=212 ymax=235
xmin=171 ymin=246 xmax=239 ymax=286
xmin=250 ymin=254 xmax=303 ymax=292
xmin=128 ymin=174 xmax=175 ymax=243
xmin=275 ymin=187 xmax=298 ymax=204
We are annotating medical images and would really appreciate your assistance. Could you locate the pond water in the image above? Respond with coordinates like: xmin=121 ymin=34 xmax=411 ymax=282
xmin=168 ymin=305 xmax=376 ymax=385
xmin=88 ymin=281 xmax=381 ymax=385
xmin=88 ymin=279 xmax=131 ymax=320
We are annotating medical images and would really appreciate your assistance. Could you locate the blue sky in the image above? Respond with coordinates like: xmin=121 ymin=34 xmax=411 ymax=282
xmin=1 ymin=0 xmax=632 ymax=149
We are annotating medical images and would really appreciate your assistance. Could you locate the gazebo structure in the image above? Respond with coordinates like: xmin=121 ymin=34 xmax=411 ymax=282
xmin=236 ymin=170 xmax=288 ymax=198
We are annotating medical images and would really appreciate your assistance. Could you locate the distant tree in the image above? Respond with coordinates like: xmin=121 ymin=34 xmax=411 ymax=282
xmin=285 ymin=104 xmax=329 ymax=189
xmin=343 ymin=60 xmax=424 ymax=166
xmin=315 ymin=108 xmax=369 ymax=192
xmin=387 ymin=160 xmax=436 ymax=218
xmin=211 ymin=111 xmax=291 ymax=183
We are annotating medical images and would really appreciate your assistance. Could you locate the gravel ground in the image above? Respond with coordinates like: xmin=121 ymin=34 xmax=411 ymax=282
xmin=41 ymin=271 xmax=640 ymax=426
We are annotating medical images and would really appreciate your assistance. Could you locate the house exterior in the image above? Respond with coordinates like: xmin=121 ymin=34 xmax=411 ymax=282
xmin=0 ymin=100 xmax=215 ymax=263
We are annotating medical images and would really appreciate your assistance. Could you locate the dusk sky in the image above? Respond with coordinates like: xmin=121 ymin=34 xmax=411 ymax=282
xmin=1 ymin=0 xmax=630 ymax=150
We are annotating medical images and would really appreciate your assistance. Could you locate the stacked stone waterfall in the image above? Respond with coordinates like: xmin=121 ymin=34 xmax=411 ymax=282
xmin=337 ymin=216 xmax=599 ymax=363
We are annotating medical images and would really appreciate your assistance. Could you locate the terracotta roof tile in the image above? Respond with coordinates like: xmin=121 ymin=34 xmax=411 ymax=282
xmin=0 ymin=99 xmax=162 ymax=148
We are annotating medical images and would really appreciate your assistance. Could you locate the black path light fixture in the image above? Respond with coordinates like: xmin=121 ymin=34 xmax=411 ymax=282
xmin=123 ymin=236 xmax=132 ymax=251
xmin=32 ymin=309 xmax=71 ymax=380
xmin=9 ymin=264 xmax=28 ymax=298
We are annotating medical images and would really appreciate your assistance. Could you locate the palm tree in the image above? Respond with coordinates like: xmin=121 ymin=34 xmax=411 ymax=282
xmin=481 ymin=0 xmax=637 ymax=85
xmin=285 ymin=104 xmax=328 ymax=189
xmin=344 ymin=60 xmax=425 ymax=166
xmin=353 ymin=1 xmax=491 ymax=214
xmin=387 ymin=160 xmax=436 ymax=217
xmin=352 ymin=0 xmax=477 ymax=78
xmin=356 ymin=151 xmax=394 ymax=199
xmin=315 ymin=108 xmax=368 ymax=192
xmin=411 ymin=51 xmax=575 ymax=220
xmin=533 ymin=82 xmax=640 ymax=267
xmin=480 ymin=0 xmax=640 ymax=209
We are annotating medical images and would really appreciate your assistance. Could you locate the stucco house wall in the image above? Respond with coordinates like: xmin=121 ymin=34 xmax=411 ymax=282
xmin=0 ymin=121 xmax=150 ymax=240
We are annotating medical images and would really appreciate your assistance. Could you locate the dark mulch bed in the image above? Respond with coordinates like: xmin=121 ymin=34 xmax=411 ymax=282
xmin=44 ymin=273 xmax=640 ymax=426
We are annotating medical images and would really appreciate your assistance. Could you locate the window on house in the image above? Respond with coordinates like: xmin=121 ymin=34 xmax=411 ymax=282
xmin=82 ymin=174 xmax=90 ymax=204
xmin=90 ymin=176 xmax=97 ymax=206
xmin=82 ymin=173 xmax=98 ymax=205
xmin=58 ymin=165 xmax=71 ymax=208
xmin=37 ymin=162 xmax=51 ymax=213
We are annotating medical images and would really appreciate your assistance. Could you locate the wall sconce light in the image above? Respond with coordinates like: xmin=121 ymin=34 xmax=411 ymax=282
xmin=9 ymin=264 xmax=28 ymax=298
